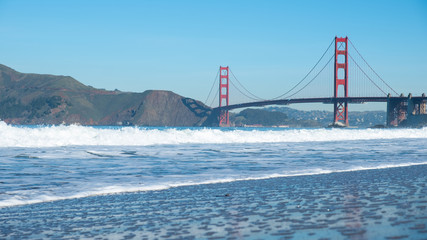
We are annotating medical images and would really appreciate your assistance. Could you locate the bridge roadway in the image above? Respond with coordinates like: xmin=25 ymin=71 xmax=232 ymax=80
xmin=214 ymin=96 xmax=427 ymax=111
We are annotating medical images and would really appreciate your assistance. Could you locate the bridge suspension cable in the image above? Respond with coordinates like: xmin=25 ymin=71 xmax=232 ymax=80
xmin=205 ymin=67 xmax=267 ymax=107
xmin=229 ymin=69 xmax=265 ymax=101
xmin=348 ymin=39 xmax=398 ymax=96
xmin=219 ymin=38 xmax=336 ymax=102
xmin=271 ymin=37 xmax=335 ymax=100
xmin=284 ymin=54 xmax=335 ymax=99
xmin=209 ymin=88 xmax=219 ymax=107
xmin=204 ymin=69 xmax=219 ymax=106
xmin=348 ymin=53 xmax=387 ymax=96
xmin=205 ymin=37 xmax=400 ymax=108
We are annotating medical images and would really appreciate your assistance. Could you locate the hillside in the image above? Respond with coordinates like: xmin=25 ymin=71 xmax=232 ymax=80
xmin=0 ymin=64 xmax=212 ymax=126
xmin=230 ymin=107 xmax=386 ymax=128
xmin=230 ymin=108 xmax=321 ymax=127
xmin=264 ymin=106 xmax=386 ymax=127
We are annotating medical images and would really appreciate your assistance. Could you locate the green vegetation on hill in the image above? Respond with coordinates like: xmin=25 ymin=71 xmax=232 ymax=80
xmin=230 ymin=108 xmax=321 ymax=127
xmin=231 ymin=109 xmax=288 ymax=126
xmin=0 ymin=96 xmax=65 ymax=119
xmin=230 ymin=106 xmax=387 ymax=128
xmin=0 ymin=64 xmax=212 ymax=126
xmin=265 ymin=106 xmax=386 ymax=127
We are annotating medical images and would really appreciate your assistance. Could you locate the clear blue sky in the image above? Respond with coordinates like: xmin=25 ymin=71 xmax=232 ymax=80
xmin=0 ymin=0 xmax=426 ymax=111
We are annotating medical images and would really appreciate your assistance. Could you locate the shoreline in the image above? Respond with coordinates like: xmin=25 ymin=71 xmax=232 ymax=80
xmin=1 ymin=162 xmax=426 ymax=209
xmin=1 ymin=164 xmax=426 ymax=239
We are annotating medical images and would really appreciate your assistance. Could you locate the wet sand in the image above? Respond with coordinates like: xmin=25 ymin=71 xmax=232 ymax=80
xmin=1 ymin=164 xmax=426 ymax=239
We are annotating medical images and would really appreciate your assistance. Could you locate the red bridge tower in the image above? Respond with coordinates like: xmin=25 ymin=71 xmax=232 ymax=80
xmin=219 ymin=66 xmax=230 ymax=126
xmin=334 ymin=37 xmax=349 ymax=125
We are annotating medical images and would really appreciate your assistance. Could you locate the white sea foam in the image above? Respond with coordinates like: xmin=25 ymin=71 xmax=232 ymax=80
xmin=1 ymin=161 xmax=426 ymax=208
xmin=0 ymin=121 xmax=427 ymax=147
xmin=2 ymin=122 xmax=427 ymax=208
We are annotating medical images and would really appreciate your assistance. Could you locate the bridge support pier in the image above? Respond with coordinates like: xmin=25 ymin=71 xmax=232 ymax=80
xmin=407 ymin=93 xmax=426 ymax=116
xmin=387 ymin=95 xmax=407 ymax=127
xmin=387 ymin=94 xmax=427 ymax=127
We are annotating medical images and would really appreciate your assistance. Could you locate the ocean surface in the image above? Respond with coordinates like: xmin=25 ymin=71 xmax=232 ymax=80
xmin=1 ymin=122 xmax=427 ymax=239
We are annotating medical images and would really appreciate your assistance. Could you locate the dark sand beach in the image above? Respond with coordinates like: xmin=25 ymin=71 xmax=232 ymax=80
xmin=1 ymin=164 xmax=426 ymax=239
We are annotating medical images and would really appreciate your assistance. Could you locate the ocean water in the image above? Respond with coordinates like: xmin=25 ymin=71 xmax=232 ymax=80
xmin=1 ymin=122 xmax=427 ymax=239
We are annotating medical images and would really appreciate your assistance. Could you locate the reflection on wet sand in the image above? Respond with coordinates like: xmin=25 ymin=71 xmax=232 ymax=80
xmin=1 ymin=164 xmax=426 ymax=239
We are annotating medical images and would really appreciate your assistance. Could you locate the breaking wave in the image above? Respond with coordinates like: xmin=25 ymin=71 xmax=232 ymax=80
xmin=1 ymin=121 xmax=427 ymax=147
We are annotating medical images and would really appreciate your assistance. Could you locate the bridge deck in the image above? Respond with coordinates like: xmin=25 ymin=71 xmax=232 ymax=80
xmin=214 ymin=96 xmax=427 ymax=111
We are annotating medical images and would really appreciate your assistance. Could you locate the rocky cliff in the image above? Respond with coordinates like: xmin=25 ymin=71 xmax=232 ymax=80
xmin=0 ymin=64 xmax=212 ymax=126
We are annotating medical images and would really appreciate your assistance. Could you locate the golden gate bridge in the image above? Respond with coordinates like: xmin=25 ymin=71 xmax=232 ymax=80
xmin=204 ymin=36 xmax=427 ymax=127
